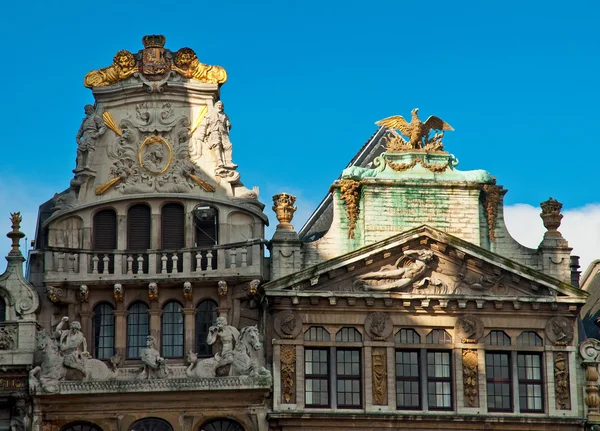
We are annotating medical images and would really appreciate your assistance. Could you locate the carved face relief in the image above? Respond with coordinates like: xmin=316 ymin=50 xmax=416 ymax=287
xmin=455 ymin=315 xmax=484 ymax=344
xmin=139 ymin=136 xmax=172 ymax=175
xmin=273 ymin=311 xmax=303 ymax=339
xmin=365 ymin=312 xmax=393 ymax=341
xmin=546 ymin=316 xmax=574 ymax=346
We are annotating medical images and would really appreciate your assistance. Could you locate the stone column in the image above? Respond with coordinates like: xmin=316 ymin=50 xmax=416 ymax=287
xmin=183 ymin=308 xmax=196 ymax=353
xmin=580 ymin=339 xmax=600 ymax=424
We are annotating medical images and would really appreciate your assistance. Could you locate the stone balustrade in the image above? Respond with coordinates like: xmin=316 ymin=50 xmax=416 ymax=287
xmin=42 ymin=239 xmax=264 ymax=283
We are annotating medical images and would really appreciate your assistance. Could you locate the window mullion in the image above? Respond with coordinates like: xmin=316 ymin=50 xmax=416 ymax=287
xmin=420 ymin=348 xmax=428 ymax=411
xmin=331 ymin=346 xmax=337 ymax=409
xmin=512 ymin=350 xmax=519 ymax=414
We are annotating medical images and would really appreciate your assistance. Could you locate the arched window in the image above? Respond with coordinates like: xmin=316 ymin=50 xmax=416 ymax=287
xmin=517 ymin=331 xmax=543 ymax=347
xmin=486 ymin=330 xmax=511 ymax=346
xmin=161 ymin=203 xmax=184 ymax=272
xmin=304 ymin=327 xmax=330 ymax=342
xmin=128 ymin=204 xmax=151 ymax=273
xmin=336 ymin=327 xmax=362 ymax=342
xmin=196 ymin=300 xmax=217 ymax=357
xmin=129 ymin=418 xmax=173 ymax=431
xmin=162 ymin=301 xmax=184 ymax=358
xmin=0 ymin=296 xmax=5 ymax=321
xmin=426 ymin=329 xmax=452 ymax=344
xmin=193 ymin=205 xmax=218 ymax=247
xmin=93 ymin=209 xmax=117 ymax=274
xmin=199 ymin=419 xmax=245 ymax=431
xmin=60 ymin=422 xmax=103 ymax=431
xmin=93 ymin=303 xmax=115 ymax=359
xmin=127 ymin=302 xmax=149 ymax=359
xmin=395 ymin=328 xmax=421 ymax=344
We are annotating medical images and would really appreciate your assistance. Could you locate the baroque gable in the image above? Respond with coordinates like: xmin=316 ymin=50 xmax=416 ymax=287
xmin=264 ymin=225 xmax=585 ymax=303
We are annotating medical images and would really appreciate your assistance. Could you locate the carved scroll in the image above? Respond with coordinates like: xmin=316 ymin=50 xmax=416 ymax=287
xmin=280 ymin=345 xmax=296 ymax=403
xmin=462 ymin=349 xmax=478 ymax=407
xmin=372 ymin=348 xmax=387 ymax=405
xmin=554 ymin=352 xmax=570 ymax=409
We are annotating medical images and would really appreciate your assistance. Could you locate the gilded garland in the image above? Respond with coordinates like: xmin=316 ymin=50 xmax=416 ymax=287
xmin=280 ymin=345 xmax=296 ymax=403
xmin=386 ymin=157 xmax=449 ymax=173
xmin=463 ymin=349 xmax=478 ymax=407
xmin=481 ymin=184 xmax=501 ymax=242
xmin=339 ymin=179 xmax=362 ymax=239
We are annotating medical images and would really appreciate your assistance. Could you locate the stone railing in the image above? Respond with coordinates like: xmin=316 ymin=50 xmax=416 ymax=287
xmin=36 ymin=365 xmax=272 ymax=395
xmin=43 ymin=239 xmax=264 ymax=282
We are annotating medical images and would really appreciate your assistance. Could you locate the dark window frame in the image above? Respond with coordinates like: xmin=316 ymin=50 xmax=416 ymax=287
xmin=304 ymin=326 xmax=330 ymax=342
xmin=486 ymin=351 xmax=513 ymax=412
xmin=395 ymin=349 xmax=421 ymax=410
xmin=127 ymin=301 xmax=149 ymax=359
xmin=517 ymin=352 xmax=544 ymax=413
xmin=93 ymin=302 xmax=115 ymax=360
xmin=335 ymin=347 xmax=362 ymax=409
xmin=426 ymin=350 xmax=453 ymax=411
xmin=486 ymin=330 xmax=512 ymax=346
xmin=195 ymin=299 xmax=218 ymax=357
xmin=161 ymin=300 xmax=184 ymax=358
xmin=304 ymin=348 xmax=330 ymax=408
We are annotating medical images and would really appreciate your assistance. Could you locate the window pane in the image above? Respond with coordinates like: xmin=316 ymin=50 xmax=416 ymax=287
xmin=486 ymin=352 xmax=512 ymax=411
xmin=517 ymin=353 xmax=544 ymax=412
xmin=336 ymin=348 xmax=361 ymax=408
xmin=195 ymin=300 xmax=217 ymax=356
xmin=305 ymin=349 xmax=329 ymax=407
xmin=161 ymin=301 xmax=183 ymax=358
xmin=396 ymin=350 xmax=420 ymax=409
xmin=93 ymin=303 xmax=115 ymax=359
xmin=127 ymin=302 xmax=149 ymax=359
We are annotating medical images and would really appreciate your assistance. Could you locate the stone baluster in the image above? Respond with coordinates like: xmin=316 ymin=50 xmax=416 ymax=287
xmin=230 ymin=248 xmax=237 ymax=269
xmin=171 ymin=253 xmax=179 ymax=274
xmin=67 ymin=253 xmax=76 ymax=273
xmin=137 ymin=254 xmax=144 ymax=274
xmin=102 ymin=254 xmax=110 ymax=274
xmin=240 ymin=247 xmax=248 ymax=268
xmin=127 ymin=255 xmax=134 ymax=275
xmin=161 ymin=253 xmax=168 ymax=274
xmin=57 ymin=253 xmax=65 ymax=273
xmin=207 ymin=250 xmax=214 ymax=271
xmin=92 ymin=254 xmax=99 ymax=274
xmin=195 ymin=251 xmax=202 ymax=272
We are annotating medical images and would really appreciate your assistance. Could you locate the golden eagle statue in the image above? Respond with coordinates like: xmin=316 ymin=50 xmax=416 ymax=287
xmin=376 ymin=108 xmax=454 ymax=149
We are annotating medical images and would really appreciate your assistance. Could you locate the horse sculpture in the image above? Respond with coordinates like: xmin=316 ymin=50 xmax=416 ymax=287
xmin=186 ymin=325 xmax=268 ymax=378
xmin=29 ymin=330 xmax=119 ymax=393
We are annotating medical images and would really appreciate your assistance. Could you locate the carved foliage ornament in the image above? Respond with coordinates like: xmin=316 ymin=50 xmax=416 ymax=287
xmin=372 ymin=348 xmax=387 ymax=405
xmin=280 ymin=345 xmax=296 ymax=403
xmin=364 ymin=312 xmax=393 ymax=341
xmin=554 ymin=352 xmax=570 ymax=409
xmin=462 ymin=349 xmax=478 ymax=407
xmin=0 ymin=325 xmax=17 ymax=350
xmin=339 ymin=179 xmax=362 ymax=239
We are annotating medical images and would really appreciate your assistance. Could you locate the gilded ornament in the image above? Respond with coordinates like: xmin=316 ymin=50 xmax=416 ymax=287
xmin=188 ymin=174 xmax=216 ymax=192
xmin=272 ymin=193 xmax=297 ymax=227
xmin=113 ymin=284 xmax=124 ymax=303
xmin=95 ymin=177 xmax=121 ymax=195
xmin=339 ymin=179 xmax=361 ymax=239
xmin=190 ymin=105 xmax=209 ymax=135
xmin=280 ymin=345 xmax=296 ymax=403
xmin=138 ymin=136 xmax=173 ymax=176
xmin=183 ymin=282 xmax=193 ymax=301
xmin=84 ymin=50 xmax=137 ymax=88
xmin=376 ymin=108 xmax=453 ymax=150
xmin=218 ymin=280 xmax=228 ymax=297
xmin=554 ymin=352 xmax=570 ymax=409
xmin=386 ymin=157 xmax=449 ymax=173
xmin=172 ymin=47 xmax=228 ymax=84
xmin=372 ymin=348 xmax=387 ymax=405
xmin=148 ymin=283 xmax=159 ymax=302
xmin=481 ymin=184 xmax=501 ymax=241
xmin=462 ymin=349 xmax=479 ymax=407
xmin=102 ymin=111 xmax=123 ymax=136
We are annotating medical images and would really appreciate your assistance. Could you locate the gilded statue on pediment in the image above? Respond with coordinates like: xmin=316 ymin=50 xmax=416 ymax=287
xmin=376 ymin=108 xmax=453 ymax=151
xmin=84 ymin=50 xmax=137 ymax=88
xmin=172 ymin=47 xmax=227 ymax=84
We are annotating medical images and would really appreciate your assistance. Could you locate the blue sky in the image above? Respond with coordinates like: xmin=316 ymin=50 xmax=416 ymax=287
xmin=0 ymin=0 xmax=598 ymax=269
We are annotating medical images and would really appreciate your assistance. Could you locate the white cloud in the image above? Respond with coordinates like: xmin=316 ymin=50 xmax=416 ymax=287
xmin=504 ymin=203 xmax=600 ymax=273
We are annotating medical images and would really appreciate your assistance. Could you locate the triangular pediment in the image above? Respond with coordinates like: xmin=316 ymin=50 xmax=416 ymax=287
xmin=264 ymin=225 xmax=587 ymax=302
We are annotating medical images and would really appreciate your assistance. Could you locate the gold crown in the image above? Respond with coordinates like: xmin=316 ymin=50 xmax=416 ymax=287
xmin=142 ymin=35 xmax=166 ymax=49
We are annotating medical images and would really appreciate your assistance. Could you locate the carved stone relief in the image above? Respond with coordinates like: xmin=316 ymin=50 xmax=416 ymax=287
xmin=273 ymin=311 xmax=302 ymax=340
xmin=364 ymin=312 xmax=393 ymax=341
xmin=148 ymin=282 xmax=159 ymax=302
xmin=0 ymin=324 xmax=17 ymax=350
xmin=462 ymin=349 xmax=479 ymax=407
xmin=372 ymin=347 xmax=387 ymax=405
xmin=113 ymin=283 xmax=124 ymax=302
xmin=545 ymin=316 xmax=574 ymax=346
xmin=554 ymin=352 xmax=570 ymax=409
xmin=280 ymin=344 xmax=296 ymax=403
xmin=455 ymin=315 xmax=484 ymax=344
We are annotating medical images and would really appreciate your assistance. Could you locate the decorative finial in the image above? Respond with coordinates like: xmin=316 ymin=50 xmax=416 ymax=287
xmin=540 ymin=197 xmax=563 ymax=237
xmin=142 ymin=35 xmax=166 ymax=49
xmin=7 ymin=212 xmax=25 ymax=257
xmin=272 ymin=193 xmax=297 ymax=229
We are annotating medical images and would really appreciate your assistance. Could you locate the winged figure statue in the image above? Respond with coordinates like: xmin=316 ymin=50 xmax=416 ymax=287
xmin=376 ymin=108 xmax=454 ymax=149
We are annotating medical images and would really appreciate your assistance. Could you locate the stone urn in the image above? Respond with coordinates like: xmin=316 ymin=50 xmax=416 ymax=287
xmin=272 ymin=193 xmax=297 ymax=228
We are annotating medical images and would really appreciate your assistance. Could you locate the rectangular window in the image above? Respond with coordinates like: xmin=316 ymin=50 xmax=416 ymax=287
xmin=486 ymin=352 xmax=512 ymax=412
xmin=305 ymin=349 xmax=329 ymax=407
xmin=427 ymin=351 xmax=452 ymax=410
xmin=395 ymin=350 xmax=421 ymax=409
xmin=336 ymin=349 xmax=362 ymax=408
xmin=518 ymin=353 xmax=544 ymax=412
